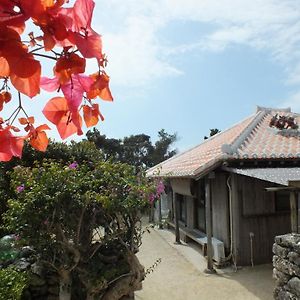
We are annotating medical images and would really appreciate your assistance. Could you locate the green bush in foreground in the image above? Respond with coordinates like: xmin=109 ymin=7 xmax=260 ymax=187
xmin=0 ymin=267 xmax=28 ymax=300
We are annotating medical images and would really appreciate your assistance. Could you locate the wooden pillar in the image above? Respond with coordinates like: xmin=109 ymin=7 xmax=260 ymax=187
xmin=204 ymin=174 xmax=216 ymax=273
xmin=173 ymin=192 xmax=181 ymax=244
xmin=298 ymin=193 xmax=300 ymax=233
xmin=158 ymin=196 xmax=162 ymax=229
xmin=290 ymin=191 xmax=297 ymax=233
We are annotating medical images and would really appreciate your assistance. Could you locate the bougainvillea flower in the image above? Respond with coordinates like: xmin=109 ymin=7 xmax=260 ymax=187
xmin=41 ymin=74 xmax=93 ymax=113
xmin=0 ymin=91 xmax=12 ymax=111
xmin=0 ymin=0 xmax=28 ymax=33
xmin=83 ymin=103 xmax=104 ymax=127
xmin=148 ymin=193 xmax=155 ymax=204
xmin=18 ymin=116 xmax=50 ymax=152
xmin=87 ymin=72 xmax=113 ymax=101
xmin=60 ymin=0 xmax=102 ymax=59
xmin=156 ymin=181 xmax=165 ymax=197
xmin=72 ymin=30 xmax=102 ymax=60
xmin=40 ymin=76 xmax=60 ymax=92
xmin=0 ymin=57 xmax=9 ymax=76
xmin=29 ymin=124 xmax=51 ymax=152
xmin=0 ymin=25 xmax=41 ymax=97
xmin=69 ymin=161 xmax=78 ymax=169
xmin=0 ymin=127 xmax=24 ymax=161
xmin=72 ymin=0 xmax=95 ymax=31
xmin=42 ymin=96 xmax=83 ymax=139
xmin=54 ymin=52 xmax=86 ymax=84
xmin=61 ymin=74 xmax=92 ymax=111
xmin=16 ymin=184 xmax=25 ymax=193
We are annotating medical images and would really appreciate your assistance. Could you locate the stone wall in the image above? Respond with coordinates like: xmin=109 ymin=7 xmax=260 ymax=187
xmin=273 ymin=234 xmax=300 ymax=299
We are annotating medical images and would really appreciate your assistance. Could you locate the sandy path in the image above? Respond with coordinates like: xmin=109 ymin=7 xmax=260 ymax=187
xmin=135 ymin=227 xmax=274 ymax=300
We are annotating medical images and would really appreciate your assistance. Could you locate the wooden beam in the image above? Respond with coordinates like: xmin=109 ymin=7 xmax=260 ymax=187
xmin=289 ymin=181 xmax=300 ymax=188
xmin=204 ymin=175 xmax=216 ymax=273
xmin=173 ymin=192 xmax=181 ymax=244
xmin=265 ymin=187 xmax=298 ymax=192
xmin=290 ymin=191 xmax=298 ymax=233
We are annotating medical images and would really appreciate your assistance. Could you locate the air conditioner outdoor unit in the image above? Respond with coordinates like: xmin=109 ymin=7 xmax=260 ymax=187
xmin=211 ymin=237 xmax=225 ymax=263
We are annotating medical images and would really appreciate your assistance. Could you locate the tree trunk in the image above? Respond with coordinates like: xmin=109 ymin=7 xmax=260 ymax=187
xmin=59 ymin=270 xmax=72 ymax=300
xmin=101 ymin=252 xmax=144 ymax=300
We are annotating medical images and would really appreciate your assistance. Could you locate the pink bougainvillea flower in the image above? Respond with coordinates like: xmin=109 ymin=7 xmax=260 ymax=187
xmin=16 ymin=184 xmax=25 ymax=193
xmin=41 ymin=74 xmax=93 ymax=112
xmin=69 ymin=161 xmax=78 ymax=169
xmin=156 ymin=181 xmax=165 ymax=196
xmin=148 ymin=193 xmax=155 ymax=204
xmin=13 ymin=234 xmax=21 ymax=241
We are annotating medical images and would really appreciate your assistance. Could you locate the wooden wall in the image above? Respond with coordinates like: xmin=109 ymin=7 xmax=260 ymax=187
xmin=231 ymin=173 xmax=291 ymax=266
xmin=210 ymin=172 xmax=230 ymax=250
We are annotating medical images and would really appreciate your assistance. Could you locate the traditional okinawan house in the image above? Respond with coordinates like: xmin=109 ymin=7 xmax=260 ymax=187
xmin=147 ymin=106 xmax=300 ymax=269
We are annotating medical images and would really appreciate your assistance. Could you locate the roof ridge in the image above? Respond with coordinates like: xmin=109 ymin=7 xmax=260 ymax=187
xmin=221 ymin=110 xmax=267 ymax=155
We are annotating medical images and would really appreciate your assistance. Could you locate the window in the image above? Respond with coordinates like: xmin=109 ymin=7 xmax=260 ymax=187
xmin=275 ymin=191 xmax=291 ymax=212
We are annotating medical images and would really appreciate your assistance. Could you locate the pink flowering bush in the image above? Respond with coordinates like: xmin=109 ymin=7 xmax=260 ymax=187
xmin=3 ymin=160 xmax=153 ymax=299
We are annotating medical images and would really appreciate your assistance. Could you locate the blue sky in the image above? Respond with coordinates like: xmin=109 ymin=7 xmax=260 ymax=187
xmin=91 ymin=0 xmax=300 ymax=151
xmin=8 ymin=0 xmax=300 ymax=152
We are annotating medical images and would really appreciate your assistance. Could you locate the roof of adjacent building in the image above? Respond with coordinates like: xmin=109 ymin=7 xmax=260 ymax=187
xmin=147 ymin=106 xmax=300 ymax=178
xmin=227 ymin=167 xmax=300 ymax=186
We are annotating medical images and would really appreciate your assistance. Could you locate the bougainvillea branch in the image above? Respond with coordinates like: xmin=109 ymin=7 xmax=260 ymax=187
xmin=0 ymin=0 xmax=113 ymax=161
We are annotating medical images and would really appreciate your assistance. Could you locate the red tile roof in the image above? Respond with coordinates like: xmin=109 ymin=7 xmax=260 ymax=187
xmin=147 ymin=107 xmax=300 ymax=178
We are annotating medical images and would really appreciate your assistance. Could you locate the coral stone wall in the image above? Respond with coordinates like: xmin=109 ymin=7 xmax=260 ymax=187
xmin=273 ymin=234 xmax=300 ymax=300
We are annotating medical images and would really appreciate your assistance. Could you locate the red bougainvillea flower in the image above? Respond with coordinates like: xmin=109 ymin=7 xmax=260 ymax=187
xmin=19 ymin=117 xmax=50 ymax=152
xmin=61 ymin=0 xmax=102 ymax=59
xmin=0 ymin=91 xmax=12 ymax=111
xmin=0 ymin=0 xmax=29 ymax=33
xmin=0 ymin=126 xmax=24 ymax=161
xmin=42 ymin=96 xmax=83 ymax=139
xmin=0 ymin=25 xmax=41 ymax=97
xmin=83 ymin=103 xmax=104 ymax=127
xmin=28 ymin=124 xmax=51 ymax=152
xmin=17 ymin=0 xmax=70 ymax=50
xmin=54 ymin=52 xmax=86 ymax=85
xmin=87 ymin=72 xmax=113 ymax=101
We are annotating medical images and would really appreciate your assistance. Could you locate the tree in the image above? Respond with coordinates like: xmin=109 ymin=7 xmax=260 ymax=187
xmin=86 ymin=128 xmax=178 ymax=169
xmin=204 ymin=128 xmax=221 ymax=140
xmin=0 ymin=0 xmax=112 ymax=162
xmin=86 ymin=128 xmax=123 ymax=160
xmin=122 ymin=134 xmax=154 ymax=168
xmin=150 ymin=129 xmax=177 ymax=166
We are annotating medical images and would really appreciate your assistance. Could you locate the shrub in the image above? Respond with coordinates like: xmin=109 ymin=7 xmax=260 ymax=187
xmin=3 ymin=160 xmax=153 ymax=299
xmin=0 ymin=267 xmax=28 ymax=300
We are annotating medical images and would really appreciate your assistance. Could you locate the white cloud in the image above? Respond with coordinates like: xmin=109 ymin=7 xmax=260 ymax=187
xmin=93 ymin=0 xmax=300 ymax=94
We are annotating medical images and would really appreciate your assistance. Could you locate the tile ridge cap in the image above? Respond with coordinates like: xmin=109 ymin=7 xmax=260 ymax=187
xmin=221 ymin=110 xmax=267 ymax=156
